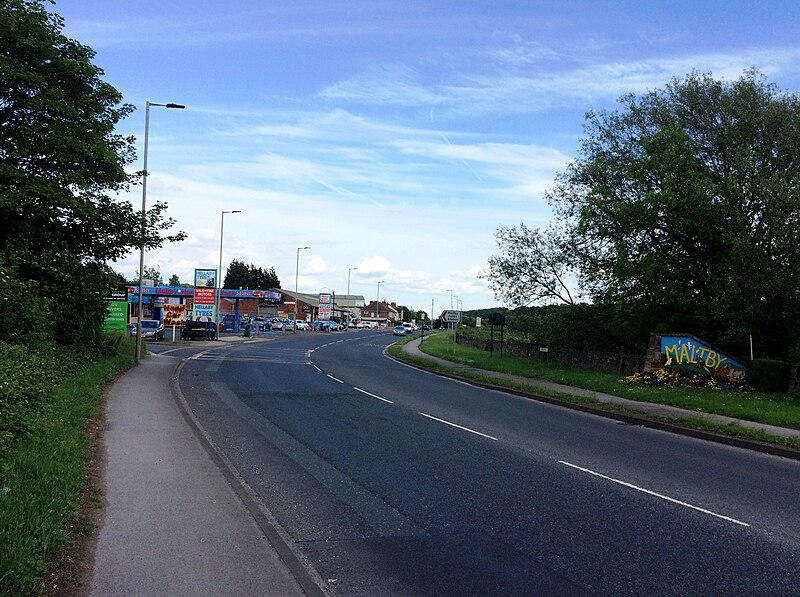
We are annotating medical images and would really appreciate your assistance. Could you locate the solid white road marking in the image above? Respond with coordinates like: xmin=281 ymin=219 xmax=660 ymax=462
xmin=327 ymin=374 xmax=344 ymax=384
xmin=418 ymin=412 xmax=498 ymax=441
xmin=312 ymin=364 xmax=322 ymax=372
xmin=558 ymin=461 xmax=750 ymax=527
xmin=354 ymin=387 xmax=394 ymax=404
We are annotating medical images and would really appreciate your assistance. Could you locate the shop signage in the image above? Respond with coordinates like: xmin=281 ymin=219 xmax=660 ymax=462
xmin=193 ymin=268 xmax=217 ymax=321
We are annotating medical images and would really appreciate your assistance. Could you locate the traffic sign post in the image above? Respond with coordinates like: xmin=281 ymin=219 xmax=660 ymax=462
xmin=440 ymin=310 xmax=462 ymax=354
xmin=441 ymin=310 xmax=462 ymax=323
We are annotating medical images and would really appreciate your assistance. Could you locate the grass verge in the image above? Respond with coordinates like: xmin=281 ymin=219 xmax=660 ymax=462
xmin=390 ymin=332 xmax=800 ymax=450
xmin=0 ymin=342 xmax=134 ymax=596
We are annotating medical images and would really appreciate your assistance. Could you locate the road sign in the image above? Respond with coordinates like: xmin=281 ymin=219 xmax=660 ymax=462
xmin=441 ymin=310 xmax=461 ymax=323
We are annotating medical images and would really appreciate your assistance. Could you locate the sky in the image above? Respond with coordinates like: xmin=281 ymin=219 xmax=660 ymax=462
xmin=54 ymin=0 xmax=800 ymax=314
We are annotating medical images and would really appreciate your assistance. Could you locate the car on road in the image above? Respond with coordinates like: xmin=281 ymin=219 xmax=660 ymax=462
xmin=402 ymin=322 xmax=416 ymax=334
xmin=392 ymin=325 xmax=407 ymax=336
xmin=294 ymin=320 xmax=310 ymax=330
xmin=137 ymin=319 xmax=165 ymax=340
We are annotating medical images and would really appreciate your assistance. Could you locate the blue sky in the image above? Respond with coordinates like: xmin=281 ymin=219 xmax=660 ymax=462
xmin=56 ymin=0 xmax=800 ymax=313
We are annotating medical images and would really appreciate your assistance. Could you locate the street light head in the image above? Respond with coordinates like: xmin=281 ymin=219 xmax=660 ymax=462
xmin=165 ymin=103 xmax=185 ymax=109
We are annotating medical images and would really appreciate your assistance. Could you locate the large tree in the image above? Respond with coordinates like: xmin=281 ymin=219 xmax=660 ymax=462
xmin=482 ymin=223 xmax=576 ymax=307
xmin=223 ymin=259 xmax=281 ymax=290
xmin=548 ymin=70 xmax=800 ymax=356
xmin=0 ymin=0 xmax=183 ymax=343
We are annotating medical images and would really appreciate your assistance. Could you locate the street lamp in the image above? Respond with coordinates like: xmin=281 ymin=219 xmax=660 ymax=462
xmin=295 ymin=246 xmax=310 ymax=332
xmin=216 ymin=210 xmax=241 ymax=337
xmin=135 ymin=100 xmax=185 ymax=363
xmin=346 ymin=267 xmax=358 ymax=327
xmin=376 ymin=280 xmax=385 ymax=326
xmin=347 ymin=267 xmax=358 ymax=295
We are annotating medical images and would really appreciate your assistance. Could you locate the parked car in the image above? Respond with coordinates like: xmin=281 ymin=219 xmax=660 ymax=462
xmin=137 ymin=319 xmax=165 ymax=340
xmin=271 ymin=318 xmax=290 ymax=330
xmin=294 ymin=320 xmax=310 ymax=330
xmin=392 ymin=325 xmax=407 ymax=336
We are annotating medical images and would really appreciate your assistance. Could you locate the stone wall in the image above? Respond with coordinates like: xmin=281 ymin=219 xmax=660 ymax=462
xmin=457 ymin=335 xmax=645 ymax=375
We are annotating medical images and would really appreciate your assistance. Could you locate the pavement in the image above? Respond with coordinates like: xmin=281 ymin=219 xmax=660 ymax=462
xmin=88 ymin=337 xmax=318 ymax=597
xmin=87 ymin=331 xmax=800 ymax=595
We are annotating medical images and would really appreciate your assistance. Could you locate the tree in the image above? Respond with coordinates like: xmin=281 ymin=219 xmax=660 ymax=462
xmin=223 ymin=260 xmax=281 ymax=289
xmin=252 ymin=265 xmax=280 ymax=290
xmin=168 ymin=274 xmax=181 ymax=286
xmin=548 ymin=70 xmax=800 ymax=356
xmin=482 ymin=223 xmax=576 ymax=307
xmin=0 ymin=0 xmax=184 ymax=344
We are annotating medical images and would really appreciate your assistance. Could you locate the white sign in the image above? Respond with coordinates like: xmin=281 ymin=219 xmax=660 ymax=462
xmin=441 ymin=310 xmax=461 ymax=323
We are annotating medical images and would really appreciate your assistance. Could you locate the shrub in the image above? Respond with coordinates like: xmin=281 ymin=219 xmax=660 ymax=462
xmin=621 ymin=367 xmax=751 ymax=391
xmin=748 ymin=359 xmax=792 ymax=393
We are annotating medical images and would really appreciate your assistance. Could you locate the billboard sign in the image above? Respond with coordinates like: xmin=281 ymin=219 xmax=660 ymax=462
xmin=193 ymin=268 xmax=217 ymax=321
xmin=318 ymin=293 xmax=332 ymax=320
xmin=103 ymin=300 xmax=128 ymax=333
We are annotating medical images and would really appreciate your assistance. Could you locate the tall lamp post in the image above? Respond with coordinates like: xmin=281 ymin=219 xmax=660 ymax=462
xmin=376 ymin=280 xmax=385 ymax=327
xmin=294 ymin=246 xmax=310 ymax=332
xmin=347 ymin=267 xmax=358 ymax=295
xmin=346 ymin=267 xmax=358 ymax=327
xmin=135 ymin=101 xmax=185 ymax=363
xmin=217 ymin=210 xmax=241 ymax=337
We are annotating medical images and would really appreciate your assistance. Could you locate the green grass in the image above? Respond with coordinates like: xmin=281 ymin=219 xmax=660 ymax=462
xmin=0 ymin=342 xmax=134 ymax=596
xmin=393 ymin=332 xmax=800 ymax=441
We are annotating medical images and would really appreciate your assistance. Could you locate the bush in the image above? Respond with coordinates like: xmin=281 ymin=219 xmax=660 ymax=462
xmin=0 ymin=268 xmax=55 ymax=347
xmin=748 ymin=359 xmax=792 ymax=393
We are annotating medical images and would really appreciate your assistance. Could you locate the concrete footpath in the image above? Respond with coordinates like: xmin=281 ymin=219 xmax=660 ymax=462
xmin=402 ymin=336 xmax=800 ymax=445
xmin=88 ymin=351 xmax=314 ymax=597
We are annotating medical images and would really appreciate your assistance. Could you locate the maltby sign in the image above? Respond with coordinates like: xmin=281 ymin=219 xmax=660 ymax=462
xmin=645 ymin=333 xmax=747 ymax=379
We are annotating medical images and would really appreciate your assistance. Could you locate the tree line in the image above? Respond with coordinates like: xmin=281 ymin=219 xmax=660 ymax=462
xmin=483 ymin=70 xmax=800 ymax=360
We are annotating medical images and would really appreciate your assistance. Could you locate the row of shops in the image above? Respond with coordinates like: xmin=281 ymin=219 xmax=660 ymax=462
xmin=104 ymin=285 xmax=405 ymax=333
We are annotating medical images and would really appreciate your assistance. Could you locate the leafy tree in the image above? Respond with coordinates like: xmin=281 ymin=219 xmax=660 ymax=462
xmin=548 ymin=70 xmax=800 ymax=356
xmin=252 ymin=265 xmax=280 ymax=290
xmin=0 ymin=0 xmax=184 ymax=344
xmin=223 ymin=259 xmax=252 ymax=289
xmin=482 ymin=223 xmax=576 ymax=306
xmin=168 ymin=274 xmax=181 ymax=286
xmin=223 ymin=260 xmax=281 ymax=289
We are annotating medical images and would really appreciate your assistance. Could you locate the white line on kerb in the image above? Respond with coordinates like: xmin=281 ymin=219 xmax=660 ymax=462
xmin=558 ymin=461 xmax=750 ymax=527
xmin=418 ymin=412 xmax=498 ymax=441
xmin=354 ymin=387 xmax=394 ymax=404
xmin=327 ymin=374 xmax=344 ymax=384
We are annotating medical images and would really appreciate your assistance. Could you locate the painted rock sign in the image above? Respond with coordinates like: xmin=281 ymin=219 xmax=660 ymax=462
xmin=657 ymin=335 xmax=747 ymax=379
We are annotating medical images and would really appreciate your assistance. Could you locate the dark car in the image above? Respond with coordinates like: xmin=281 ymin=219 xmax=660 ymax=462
xmin=137 ymin=319 xmax=165 ymax=340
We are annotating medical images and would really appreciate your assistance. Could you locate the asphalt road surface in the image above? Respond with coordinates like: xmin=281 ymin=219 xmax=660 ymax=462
xmin=174 ymin=330 xmax=800 ymax=596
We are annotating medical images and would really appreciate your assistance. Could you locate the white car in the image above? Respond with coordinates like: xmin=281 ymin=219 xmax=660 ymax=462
xmin=294 ymin=320 xmax=310 ymax=330
xmin=402 ymin=322 xmax=415 ymax=334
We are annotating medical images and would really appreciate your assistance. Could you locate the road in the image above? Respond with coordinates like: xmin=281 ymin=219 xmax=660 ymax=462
xmin=170 ymin=330 xmax=800 ymax=595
